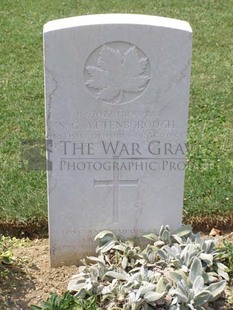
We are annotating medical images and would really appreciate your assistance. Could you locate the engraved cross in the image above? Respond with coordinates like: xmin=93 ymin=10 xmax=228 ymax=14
xmin=94 ymin=157 xmax=138 ymax=224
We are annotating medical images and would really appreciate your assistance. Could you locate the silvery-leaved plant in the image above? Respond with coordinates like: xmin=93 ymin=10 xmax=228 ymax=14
xmin=169 ymin=257 xmax=226 ymax=310
xmin=68 ymin=225 xmax=228 ymax=309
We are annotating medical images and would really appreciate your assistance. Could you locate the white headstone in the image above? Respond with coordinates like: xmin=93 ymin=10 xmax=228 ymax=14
xmin=44 ymin=14 xmax=192 ymax=267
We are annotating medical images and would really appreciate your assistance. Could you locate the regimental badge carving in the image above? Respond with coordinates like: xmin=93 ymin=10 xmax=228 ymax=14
xmin=84 ymin=41 xmax=151 ymax=104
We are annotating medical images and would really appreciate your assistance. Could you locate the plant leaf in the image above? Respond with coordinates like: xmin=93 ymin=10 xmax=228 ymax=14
xmin=170 ymin=287 xmax=189 ymax=303
xmin=86 ymin=256 xmax=105 ymax=264
xmin=207 ymin=280 xmax=226 ymax=302
xmin=121 ymin=256 xmax=128 ymax=269
xmin=156 ymin=276 xmax=169 ymax=293
xmin=169 ymin=271 xmax=183 ymax=284
xmin=193 ymin=290 xmax=211 ymax=306
xmin=94 ymin=230 xmax=116 ymax=241
xmin=174 ymin=225 xmax=192 ymax=237
xmin=144 ymin=291 xmax=164 ymax=302
xmin=143 ymin=233 xmax=158 ymax=241
xmin=199 ymin=253 xmax=213 ymax=266
xmin=105 ymin=271 xmax=129 ymax=281
xmin=97 ymin=240 xmax=116 ymax=253
xmin=161 ymin=230 xmax=171 ymax=244
xmin=193 ymin=276 xmax=204 ymax=294
xmin=190 ymin=257 xmax=203 ymax=284
xmin=139 ymin=283 xmax=157 ymax=296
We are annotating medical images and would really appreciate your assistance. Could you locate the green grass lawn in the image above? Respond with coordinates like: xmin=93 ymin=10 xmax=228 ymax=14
xmin=0 ymin=0 xmax=232 ymax=224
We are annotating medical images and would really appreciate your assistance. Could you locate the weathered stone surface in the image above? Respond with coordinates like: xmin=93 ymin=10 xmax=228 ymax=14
xmin=44 ymin=14 xmax=192 ymax=266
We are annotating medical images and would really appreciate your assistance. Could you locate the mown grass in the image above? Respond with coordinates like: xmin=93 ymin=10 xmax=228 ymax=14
xmin=0 ymin=0 xmax=232 ymax=223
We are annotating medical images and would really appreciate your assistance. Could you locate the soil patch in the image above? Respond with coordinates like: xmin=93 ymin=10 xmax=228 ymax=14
xmin=0 ymin=234 xmax=233 ymax=309
xmin=1 ymin=213 xmax=233 ymax=239
xmin=0 ymin=239 xmax=77 ymax=309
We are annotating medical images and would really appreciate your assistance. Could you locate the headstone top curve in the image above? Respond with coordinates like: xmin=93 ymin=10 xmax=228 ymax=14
xmin=43 ymin=14 xmax=192 ymax=34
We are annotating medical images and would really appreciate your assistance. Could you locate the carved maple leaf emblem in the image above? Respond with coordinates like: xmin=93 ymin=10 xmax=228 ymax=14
xmin=85 ymin=45 xmax=150 ymax=104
